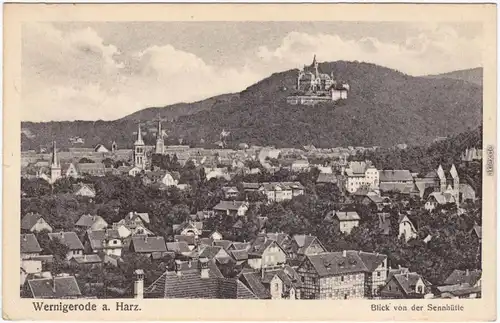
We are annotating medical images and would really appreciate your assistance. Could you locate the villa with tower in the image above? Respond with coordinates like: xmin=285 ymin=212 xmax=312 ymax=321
xmin=287 ymin=55 xmax=350 ymax=106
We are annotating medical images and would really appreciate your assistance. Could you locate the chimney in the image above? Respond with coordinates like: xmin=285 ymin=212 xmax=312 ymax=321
xmin=342 ymin=250 xmax=347 ymax=257
xmin=199 ymin=258 xmax=210 ymax=279
xmin=466 ymin=269 xmax=470 ymax=276
xmin=175 ymin=260 xmax=182 ymax=277
xmin=261 ymin=268 xmax=265 ymax=280
xmin=134 ymin=269 xmax=144 ymax=299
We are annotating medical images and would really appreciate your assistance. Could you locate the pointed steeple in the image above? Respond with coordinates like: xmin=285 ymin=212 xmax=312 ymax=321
xmin=436 ymin=164 xmax=445 ymax=180
xmin=51 ymin=141 xmax=60 ymax=168
xmin=450 ymin=164 xmax=459 ymax=179
xmin=134 ymin=123 xmax=144 ymax=146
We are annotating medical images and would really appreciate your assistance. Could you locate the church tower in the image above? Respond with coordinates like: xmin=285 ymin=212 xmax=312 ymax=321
xmin=155 ymin=119 xmax=164 ymax=154
xmin=312 ymin=54 xmax=319 ymax=78
xmin=437 ymin=164 xmax=446 ymax=193
xmin=50 ymin=141 xmax=61 ymax=183
xmin=134 ymin=124 xmax=146 ymax=169
xmin=450 ymin=164 xmax=460 ymax=205
xmin=112 ymin=141 xmax=117 ymax=153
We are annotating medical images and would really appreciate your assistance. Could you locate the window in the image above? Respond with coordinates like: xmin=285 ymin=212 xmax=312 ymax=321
xmin=301 ymin=276 xmax=305 ymax=283
xmin=340 ymin=276 xmax=344 ymax=282
xmin=274 ymin=283 xmax=279 ymax=292
xmin=417 ymin=286 xmax=423 ymax=294
xmin=377 ymin=271 xmax=381 ymax=277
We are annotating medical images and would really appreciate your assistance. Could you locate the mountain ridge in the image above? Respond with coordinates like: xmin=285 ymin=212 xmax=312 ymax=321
xmin=21 ymin=60 xmax=482 ymax=151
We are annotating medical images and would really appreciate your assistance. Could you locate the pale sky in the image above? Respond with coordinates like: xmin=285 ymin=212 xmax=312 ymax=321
xmin=21 ymin=21 xmax=483 ymax=122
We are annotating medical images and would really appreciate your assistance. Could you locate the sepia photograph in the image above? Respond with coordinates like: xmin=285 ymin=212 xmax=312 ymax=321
xmin=3 ymin=3 xmax=497 ymax=321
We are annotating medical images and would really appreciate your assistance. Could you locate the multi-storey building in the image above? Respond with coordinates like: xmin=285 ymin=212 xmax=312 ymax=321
xmin=297 ymin=251 xmax=366 ymax=300
xmin=343 ymin=161 xmax=379 ymax=193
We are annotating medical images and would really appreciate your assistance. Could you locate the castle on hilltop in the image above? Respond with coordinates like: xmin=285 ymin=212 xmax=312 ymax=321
xmin=287 ymin=55 xmax=350 ymax=106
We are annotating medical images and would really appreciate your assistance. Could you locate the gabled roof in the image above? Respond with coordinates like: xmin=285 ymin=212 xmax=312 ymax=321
xmin=28 ymin=276 xmax=82 ymax=298
xmin=427 ymin=192 xmax=456 ymax=204
xmin=355 ymin=251 xmax=387 ymax=272
xmin=316 ymin=173 xmax=338 ymax=184
xmin=75 ymin=214 xmax=108 ymax=229
xmin=21 ymin=213 xmax=48 ymax=231
xmin=174 ymin=235 xmax=196 ymax=246
xmin=444 ymin=269 xmax=481 ymax=286
xmin=166 ymin=241 xmax=190 ymax=254
xmin=21 ymin=234 xmax=42 ymax=254
xmin=125 ymin=212 xmax=150 ymax=224
xmin=379 ymin=170 xmax=413 ymax=182
xmin=293 ymin=234 xmax=326 ymax=255
xmin=471 ymin=225 xmax=482 ymax=239
xmin=131 ymin=236 xmax=166 ymax=253
xmin=213 ymin=201 xmax=248 ymax=211
xmin=230 ymin=249 xmax=249 ymax=261
xmin=265 ymin=232 xmax=292 ymax=247
xmin=48 ymin=232 xmax=84 ymax=250
xmin=305 ymin=251 xmax=369 ymax=276
xmin=86 ymin=229 xmax=121 ymax=250
xmin=248 ymin=236 xmax=286 ymax=258
xmin=144 ymin=261 xmax=256 ymax=299
xmin=392 ymin=272 xmax=431 ymax=296
xmin=72 ymin=183 xmax=96 ymax=195
xmin=199 ymin=246 xmax=225 ymax=259
xmin=229 ymin=242 xmax=251 ymax=251
xmin=71 ymin=254 xmax=102 ymax=264
xmin=334 ymin=211 xmax=361 ymax=221
xmin=239 ymin=272 xmax=271 ymax=299
xmin=213 ymin=240 xmax=233 ymax=251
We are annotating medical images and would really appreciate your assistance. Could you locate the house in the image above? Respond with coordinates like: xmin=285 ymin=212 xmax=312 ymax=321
xmin=94 ymin=144 xmax=109 ymax=153
xmin=258 ymin=182 xmax=305 ymax=202
xmin=21 ymin=213 xmax=53 ymax=233
xmin=378 ymin=170 xmax=414 ymax=193
xmin=443 ymin=269 xmax=482 ymax=287
xmin=355 ymin=251 xmax=388 ymax=298
xmin=128 ymin=166 xmax=143 ymax=177
xmin=213 ymin=200 xmax=249 ymax=217
xmin=48 ymin=232 xmax=85 ymax=260
xmin=112 ymin=219 xmax=153 ymax=238
xmin=173 ymin=221 xmax=203 ymax=238
xmin=470 ymin=224 xmax=482 ymax=240
xmin=343 ymin=161 xmax=379 ymax=193
xmin=425 ymin=191 xmax=457 ymax=211
xmin=75 ymin=214 xmax=108 ymax=231
xmin=166 ymin=241 xmax=191 ymax=256
xmin=70 ymin=254 xmax=102 ymax=268
xmin=76 ymin=163 xmax=106 ymax=177
xmin=21 ymin=234 xmax=42 ymax=260
xmin=290 ymin=234 xmax=327 ymax=263
xmin=84 ymin=229 xmax=123 ymax=257
xmin=144 ymin=258 xmax=257 ymax=299
xmin=398 ymin=214 xmax=417 ymax=242
xmin=64 ymin=163 xmax=79 ymax=179
xmin=436 ymin=270 xmax=482 ymax=299
xmin=20 ymin=260 xmax=44 ymax=286
xmin=124 ymin=211 xmax=150 ymax=224
xmin=247 ymin=236 xmax=287 ymax=270
xmin=72 ymin=183 xmax=96 ymax=198
xmin=459 ymin=183 xmax=476 ymax=202
xmin=204 ymin=167 xmax=231 ymax=181
xmin=291 ymin=159 xmax=310 ymax=172
xmin=198 ymin=245 xmax=232 ymax=262
xmin=380 ymin=272 xmax=432 ymax=299
xmin=297 ymin=251 xmax=367 ymax=300
xmin=222 ymin=186 xmax=239 ymax=199
xmin=239 ymin=265 xmax=302 ymax=299
xmin=26 ymin=275 xmax=82 ymax=299
xmin=265 ymin=232 xmax=293 ymax=256
xmin=331 ymin=211 xmax=360 ymax=234
xmin=174 ymin=235 xmax=196 ymax=251
xmin=142 ymin=171 xmax=179 ymax=187
xmin=129 ymin=236 xmax=167 ymax=256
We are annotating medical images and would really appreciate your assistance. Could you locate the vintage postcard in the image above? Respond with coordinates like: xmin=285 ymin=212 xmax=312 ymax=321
xmin=3 ymin=3 xmax=497 ymax=321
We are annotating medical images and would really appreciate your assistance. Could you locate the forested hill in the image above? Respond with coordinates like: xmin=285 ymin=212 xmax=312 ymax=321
xmin=21 ymin=61 xmax=482 ymax=151
xmin=425 ymin=67 xmax=483 ymax=86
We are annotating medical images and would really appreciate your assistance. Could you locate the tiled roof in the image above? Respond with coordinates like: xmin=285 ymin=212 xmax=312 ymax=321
xmin=145 ymin=262 xmax=255 ymax=299
xmin=293 ymin=234 xmax=324 ymax=255
xmin=86 ymin=229 xmax=121 ymax=250
xmin=306 ymin=251 xmax=368 ymax=276
xmin=248 ymin=237 xmax=277 ymax=257
xmin=72 ymin=183 xmax=96 ymax=195
xmin=21 ymin=234 xmax=42 ymax=254
xmin=230 ymin=249 xmax=249 ymax=261
xmin=199 ymin=246 xmax=223 ymax=259
xmin=229 ymin=242 xmax=251 ymax=251
xmin=355 ymin=251 xmax=387 ymax=272
xmin=334 ymin=211 xmax=360 ymax=221
xmin=174 ymin=235 xmax=196 ymax=246
xmin=213 ymin=200 xmax=248 ymax=211
xmin=71 ymin=254 xmax=102 ymax=264
xmin=444 ymin=269 xmax=481 ymax=286
xmin=213 ymin=240 xmax=233 ymax=251
xmin=48 ymin=232 xmax=84 ymax=250
xmin=75 ymin=214 xmax=108 ymax=229
xmin=28 ymin=276 xmax=82 ymax=298
xmin=125 ymin=212 xmax=150 ymax=224
xmin=393 ymin=272 xmax=431 ymax=296
xmin=428 ymin=192 xmax=456 ymax=204
xmin=131 ymin=236 xmax=166 ymax=253
xmin=21 ymin=213 xmax=46 ymax=231
xmin=240 ymin=272 xmax=271 ymax=299
xmin=379 ymin=170 xmax=413 ymax=182
xmin=265 ymin=233 xmax=291 ymax=247
xmin=316 ymin=173 xmax=338 ymax=184
xmin=437 ymin=284 xmax=481 ymax=297
xmin=379 ymin=182 xmax=414 ymax=194
xmin=166 ymin=241 xmax=190 ymax=254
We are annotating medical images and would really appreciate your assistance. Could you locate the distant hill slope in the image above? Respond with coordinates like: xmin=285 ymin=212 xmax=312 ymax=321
xmin=425 ymin=67 xmax=483 ymax=86
xmin=21 ymin=61 xmax=482 ymax=151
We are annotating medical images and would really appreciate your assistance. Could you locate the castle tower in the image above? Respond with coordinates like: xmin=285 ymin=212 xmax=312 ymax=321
xmin=155 ymin=119 xmax=164 ymax=154
xmin=134 ymin=124 xmax=146 ymax=169
xmin=50 ymin=141 xmax=61 ymax=184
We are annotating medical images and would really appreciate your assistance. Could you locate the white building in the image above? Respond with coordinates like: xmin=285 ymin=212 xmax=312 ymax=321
xmin=343 ymin=161 xmax=379 ymax=193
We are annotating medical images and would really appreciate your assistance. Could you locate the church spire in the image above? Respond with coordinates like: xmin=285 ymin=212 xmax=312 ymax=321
xmin=51 ymin=141 xmax=59 ymax=168
xmin=135 ymin=123 xmax=144 ymax=146
xmin=156 ymin=119 xmax=162 ymax=140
